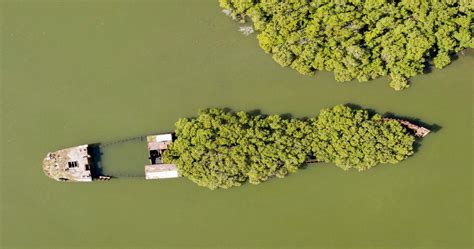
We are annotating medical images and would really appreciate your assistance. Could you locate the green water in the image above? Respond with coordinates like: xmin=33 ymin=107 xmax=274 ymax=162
xmin=1 ymin=1 xmax=472 ymax=249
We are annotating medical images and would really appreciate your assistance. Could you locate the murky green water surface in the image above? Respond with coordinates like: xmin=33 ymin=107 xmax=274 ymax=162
xmin=1 ymin=1 xmax=472 ymax=249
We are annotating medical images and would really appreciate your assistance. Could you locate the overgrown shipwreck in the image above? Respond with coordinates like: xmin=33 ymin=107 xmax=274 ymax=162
xmin=42 ymin=119 xmax=430 ymax=182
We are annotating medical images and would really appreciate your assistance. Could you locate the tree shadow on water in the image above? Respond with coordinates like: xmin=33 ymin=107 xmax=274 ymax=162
xmin=223 ymin=108 xmax=298 ymax=120
xmin=423 ymin=57 xmax=433 ymax=74
xmin=246 ymin=109 xmax=262 ymax=117
xmin=280 ymin=113 xmax=294 ymax=119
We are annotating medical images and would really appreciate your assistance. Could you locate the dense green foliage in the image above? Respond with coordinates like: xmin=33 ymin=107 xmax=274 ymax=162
xmin=163 ymin=105 xmax=416 ymax=189
xmin=219 ymin=0 xmax=473 ymax=90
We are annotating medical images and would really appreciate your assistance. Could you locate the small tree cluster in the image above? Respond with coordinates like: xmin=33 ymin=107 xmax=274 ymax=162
xmin=163 ymin=105 xmax=416 ymax=189
xmin=218 ymin=0 xmax=473 ymax=90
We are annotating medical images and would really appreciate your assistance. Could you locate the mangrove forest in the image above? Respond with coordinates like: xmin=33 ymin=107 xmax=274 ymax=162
xmin=219 ymin=0 xmax=473 ymax=90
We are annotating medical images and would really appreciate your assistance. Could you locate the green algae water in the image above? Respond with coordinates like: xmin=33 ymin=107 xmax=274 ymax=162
xmin=1 ymin=1 xmax=472 ymax=249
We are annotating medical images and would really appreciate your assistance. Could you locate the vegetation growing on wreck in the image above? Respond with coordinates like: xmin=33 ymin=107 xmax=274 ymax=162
xmin=163 ymin=105 xmax=417 ymax=189
xmin=219 ymin=0 xmax=473 ymax=90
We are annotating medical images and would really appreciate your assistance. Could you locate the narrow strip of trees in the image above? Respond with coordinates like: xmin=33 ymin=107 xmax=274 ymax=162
xmin=219 ymin=0 xmax=473 ymax=90
xmin=163 ymin=105 xmax=417 ymax=189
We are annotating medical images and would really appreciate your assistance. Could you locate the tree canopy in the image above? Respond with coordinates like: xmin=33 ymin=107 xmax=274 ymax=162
xmin=163 ymin=105 xmax=417 ymax=189
xmin=219 ymin=0 xmax=473 ymax=90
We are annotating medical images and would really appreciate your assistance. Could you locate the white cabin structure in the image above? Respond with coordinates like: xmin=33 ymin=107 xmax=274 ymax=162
xmin=145 ymin=164 xmax=179 ymax=179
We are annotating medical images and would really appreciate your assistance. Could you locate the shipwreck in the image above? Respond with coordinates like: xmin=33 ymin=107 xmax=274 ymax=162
xmin=42 ymin=118 xmax=430 ymax=182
